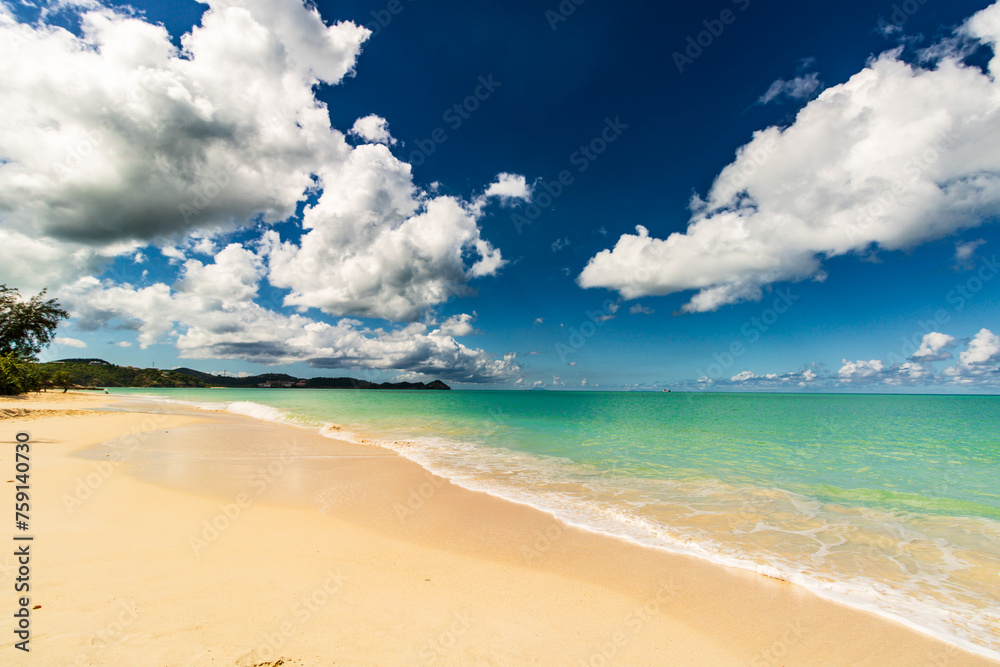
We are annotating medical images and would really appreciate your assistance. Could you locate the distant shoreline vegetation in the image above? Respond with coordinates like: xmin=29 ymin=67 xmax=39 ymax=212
xmin=40 ymin=359 xmax=451 ymax=391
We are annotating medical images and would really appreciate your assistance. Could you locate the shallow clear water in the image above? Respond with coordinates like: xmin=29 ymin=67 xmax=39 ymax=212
xmin=111 ymin=388 xmax=1000 ymax=658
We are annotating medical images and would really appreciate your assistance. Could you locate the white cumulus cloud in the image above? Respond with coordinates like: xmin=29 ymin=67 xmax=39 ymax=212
xmin=839 ymin=359 xmax=886 ymax=381
xmin=0 ymin=0 xmax=368 ymax=250
xmin=349 ymin=114 xmax=397 ymax=145
xmin=434 ymin=313 xmax=477 ymax=337
xmin=483 ymin=172 xmax=532 ymax=203
xmin=59 ymin=250 xmax=518 ymax=382
xmin=0 ymin=1 xmax=520 ymax=326
xmin=912 ymin=331 xmax=957 ymax=361
xmin=265 ymin=144 xmax=508 ymax=321
xmin=685 ymin=328 xmax=999 ymax=390
xmin=960 ymin=327 xmax=1000 ymax=365
xmin=942 ymin=328 xmax=1000 ymax=384
xmin=0 ymin=0 xmax=525 ymax=379
xmin=580 ymin=2 xmax=1000 ymax=313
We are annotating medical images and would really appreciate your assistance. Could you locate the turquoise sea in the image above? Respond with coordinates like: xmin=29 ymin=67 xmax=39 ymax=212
xmin=111 ymin=388 xmax=1000 ymax=658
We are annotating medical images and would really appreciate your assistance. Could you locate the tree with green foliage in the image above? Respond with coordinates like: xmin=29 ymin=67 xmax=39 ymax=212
xmin=1 ymin=285 xmax=68 ymax=359
xmin=0 ymin=285 xmax=68 ymax=395
xmin=0 ymin=355 xmax=41 ymax=395
xmin=50 ymin=370 xmax=73 ymax=393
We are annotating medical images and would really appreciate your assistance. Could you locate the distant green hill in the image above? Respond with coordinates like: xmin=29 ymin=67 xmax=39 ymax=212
xmin=171 ymin=368 xmax=298 ymax=387
xmin=41 ymin=360 xmax=211 ymax=388
xmin=40 ymin=359 xmax=451 ymax=390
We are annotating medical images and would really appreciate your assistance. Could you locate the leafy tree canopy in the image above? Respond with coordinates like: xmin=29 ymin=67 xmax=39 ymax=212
xmin=0 ymin=285 xmax=69 ymax=360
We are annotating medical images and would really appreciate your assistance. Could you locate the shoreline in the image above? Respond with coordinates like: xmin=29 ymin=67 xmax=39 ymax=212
xmin=114 ymin=388 xmax=1000 ymax=660
xmin=2 ymin=391 xmax=998 ymax=665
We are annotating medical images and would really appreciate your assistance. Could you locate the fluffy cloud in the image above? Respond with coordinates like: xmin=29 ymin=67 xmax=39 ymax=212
xmin=434 ymin=313 xmax=476 ymax=337
xmin=0 ymin=0 xmax=525 ymax=378
xmin=0 ymin=228 xmax=130 ymax=292
xmin=942 ymin=328 xmax=1000 ymax=384
xmin=265 ymin=144 xmax=508 ymax=320
xmin=580 ymin=2 xmax=1000 ymax=312
xmin=0 ymin=0 xmax=352 ymax=283
xmin=959 ymin=327 xmax=1000 ymax=365
xmin=837 ymin=359 xmax=931 ymax=384
xmin=911 ymin=331 xmax=956 ymax=361
xmin=838 ymin=359 xmax=884 ymax=381
xmin=0 ymin=1 xmax=519 ymax=323
xmin=718 ymin=367 xmax=818 ymax=388
xmin=712 ymin=359 xmax=935 ymax=389
xmin=349 ymin=114 xmax=397 ymax=145
xmin=688 ymin=328 xmax=998 ymax=390
xmin=0 ymin=0 xmax=368 ymax=249
xmin=830 ymin=330 xmax=999 ymax=387
xmin=483 ymin=172 xmax=532 ymax=203
xmin=176 ymin=243 xmax=265 ymax=302
xmin=688 ymin=367 xmax=818 ymax=390
xmin=58 ymin=245 xmax=518 ymax=382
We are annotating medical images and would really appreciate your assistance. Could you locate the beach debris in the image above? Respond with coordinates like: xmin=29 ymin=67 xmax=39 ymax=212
xmin=0 ymin=408 xmax=93 ymax=420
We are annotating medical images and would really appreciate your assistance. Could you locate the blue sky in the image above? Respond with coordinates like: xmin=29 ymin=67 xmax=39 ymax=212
xmin=3 ymin=0 xmax=1000 ymax=390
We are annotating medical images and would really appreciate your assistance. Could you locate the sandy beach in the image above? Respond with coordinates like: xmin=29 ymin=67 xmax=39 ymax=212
xmin=0 ymin=392 xmax=996 ymax=666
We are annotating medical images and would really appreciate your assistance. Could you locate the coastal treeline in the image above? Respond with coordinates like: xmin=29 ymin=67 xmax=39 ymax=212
xmin=40 ymin=360 xmax=450 ymax=391
xmin=37 ymin=360 xmax=211 ymax=389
